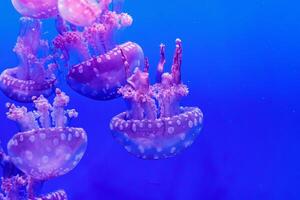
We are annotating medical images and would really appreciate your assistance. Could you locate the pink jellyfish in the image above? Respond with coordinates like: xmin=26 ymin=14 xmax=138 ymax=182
xmin=11 ymin=0 xmax=58 ymax=19
xmin=58 ymin=0 xmax=101 ymax=27
xmin=53 ymin=0 xmax=144 ymax=100
xmin=0 ymin=17 xmax=57 ymax=102
xmin=110 ymin=39 xmax=203 ymax=159
xmin=6 ymin=89 xmax=87 ymax=191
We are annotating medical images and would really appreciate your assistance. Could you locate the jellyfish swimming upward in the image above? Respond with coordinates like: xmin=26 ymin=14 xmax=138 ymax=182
xmin=110 ymin=39 xmax=203 ymax=159
xmin=3 ymin=89 xmax=87 ymax=199
xmin=54 ymin=0 xmax=144 ymax=100
xmin=0 ymin=17 xmax=57 ymax=102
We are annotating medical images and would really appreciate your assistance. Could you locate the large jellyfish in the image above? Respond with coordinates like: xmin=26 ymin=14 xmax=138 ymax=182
xmin=2 ymin=89 xmax=87 ymax=199
xmin=0 ymin=17 xmax=57 ymax=102
xmin=53 ymin=0 xmax=144 ymax=100
xmin=11 ymin=0 xmax=58 ymax=19
xmin=110 ymin=39 xmax=203 ymax=159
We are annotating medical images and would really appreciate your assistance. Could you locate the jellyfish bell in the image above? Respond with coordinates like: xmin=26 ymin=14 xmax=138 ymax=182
xmin=5 ymin=89 xmax=88 ymax=180
xmin=7 ymin=127 xmax=87 ymax=180
xmin=67 ymin=42 xmax=144 ymax=100
xmin=11 ymin=0 xmax=58 ymax=19
xmin=111 ymin=107 xmax=203 ymax=159
xmin=58 ymin=0 xmax=101 ymax=26
xmin=0 ymin=68 xmax=56 ymax=103
xmin=110 ymin=39 xmax=204 ymax=159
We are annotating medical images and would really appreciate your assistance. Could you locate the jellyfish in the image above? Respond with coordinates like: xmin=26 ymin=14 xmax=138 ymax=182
xmin=57 ymin=0 xmax=101 ymax=27
xmin=0 ymin=17 xmax=57 ymax=102
xmin=11 ymin=0 xmax=58 ymax=19
xmin=53 ymin=0 xmax=144 ymax=100
xmin=110 ymin=39 xmax=203 ymax=159
xmin=3 ymin=89 xmax=87 ymax=199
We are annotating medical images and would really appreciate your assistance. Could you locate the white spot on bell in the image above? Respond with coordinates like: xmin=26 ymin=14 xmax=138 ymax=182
xmin=188 ymin=120 xmax=194 ymax=128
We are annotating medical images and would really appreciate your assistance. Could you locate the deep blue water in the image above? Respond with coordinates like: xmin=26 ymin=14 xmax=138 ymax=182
xmin=0 ymin=0 xmax=299 ymax=199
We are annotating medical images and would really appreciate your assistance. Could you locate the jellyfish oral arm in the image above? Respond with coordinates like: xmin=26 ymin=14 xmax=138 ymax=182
xmin=171 ymin=39 xmax=183 ymax=84
xmin=156 ymin=44 xmax=166 ymax=83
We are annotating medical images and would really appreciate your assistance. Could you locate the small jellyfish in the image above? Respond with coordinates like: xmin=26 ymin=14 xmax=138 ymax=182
xmin=110 ymin=39 xmax=203 ymax=159
xmin=6 ymin=89 xmax=87 ymax=180
xmin=53 ymin=0 xmax=144 ymax=100
xmin=11 ymin=0 xmax=58 ymax=19
xmin=0 ymin=17 xmax=57 ymax=102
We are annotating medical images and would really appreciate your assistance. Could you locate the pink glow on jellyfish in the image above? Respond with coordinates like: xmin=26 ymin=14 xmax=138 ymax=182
xmin=53 ymin=0 xmax=144 ymax=100
xmin=110 ymin=39 xmax=203 ymax=159
xmin=6 ymin=89 xmax=87 ymax=181
xmin=11 ymin=0 xmax=58 ymax=19
xmin=0 ymin=17 xmax=57 ymax=102
xmin=58 ymin=0 xmax=101 ymax=27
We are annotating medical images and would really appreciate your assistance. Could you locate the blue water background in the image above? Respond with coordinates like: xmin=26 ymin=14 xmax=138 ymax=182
xmin=0 ymin=0 xmax=299 ymax=199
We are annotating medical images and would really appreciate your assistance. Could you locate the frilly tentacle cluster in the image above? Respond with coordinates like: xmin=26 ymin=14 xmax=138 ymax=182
xmin=53 ymin=0 xmax=133 ymax=65
xmin=0 ymin=174 xmax=67 ymax=200
xmin=119 ymin=39 xmax=188 ymax=120
xmin=6 ymin=89 xmax=78 ymax=131
xmin=13 ymin=17 xmax=56 ymax=83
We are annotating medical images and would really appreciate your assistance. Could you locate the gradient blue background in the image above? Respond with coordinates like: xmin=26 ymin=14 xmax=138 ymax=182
xmin=0 ymin=0 xmax=299 ymax=199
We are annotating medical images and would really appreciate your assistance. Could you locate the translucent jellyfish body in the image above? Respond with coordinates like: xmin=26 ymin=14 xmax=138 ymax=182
xmin=11 ymin=0 xmax=58 ymax=19
xmin=67 ymin=42 xmax=144 ymax=100
xmin=6 ymin=89 xmax=87 ymax=180
xmin=0 ymin=17 xmax=57 ymax=102
xmin=58 ymin=0 xmax=101 ymax=26
xmin=54 ymin=0 xmax=144 ymax=100
xmin=110 ymin=39 xmax=203 ymax=159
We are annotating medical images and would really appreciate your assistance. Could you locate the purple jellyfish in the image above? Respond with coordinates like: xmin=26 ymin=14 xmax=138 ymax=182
xmin=110 ymin=39 xmax=203 ymax=159
xmin=0 ymin=17 xmax=57 ymax=102
xmin=11 ymin=0 xmax=58 ymax=19
xmin=53 ymin=0 xmax=144 ymax=100
xmin=3 ymin=89 xmax=87 ymax=199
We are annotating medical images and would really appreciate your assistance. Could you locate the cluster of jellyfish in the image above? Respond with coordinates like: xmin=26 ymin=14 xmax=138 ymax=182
xmin=0 ymin=0 xmax=203 ymax=198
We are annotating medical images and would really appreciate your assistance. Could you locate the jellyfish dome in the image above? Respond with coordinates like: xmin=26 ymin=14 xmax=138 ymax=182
xmin=0 ymin=17 xmax=57 ymax=102
xmin=58 ymin=0 xmax=101 ymax=27
xmin=11 ymin=0 xmax=58 ymax=19
xmin=110 ymin=39 xmax=203 ymax=159
xmin=6 ymin=89 xmax=87 ymax=180
xmin=53 ymin=0 xmax=144 ymax=100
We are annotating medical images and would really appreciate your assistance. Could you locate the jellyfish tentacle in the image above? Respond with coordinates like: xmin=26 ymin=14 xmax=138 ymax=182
xmin=156 ymin=44 xmax=166 ymax=83
xmin=119 ymin=46 xmax=130 ymax=79
xmin=6 ymin=103 xmax=39 ymax=132
xmin=33 ymin=96 xmax=52 ymax=128
xmin=144 ymin=57 xmax=150 ymax=73
xmin=171 ymin=39 xmax=182 ymax=84
xmin=1 ymin=175 xmax=27 ymax=200
xmin=55 ymin=15 xmax=69 ymax=35
xmin=51 ymin=89 xmax=70 ymax=128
